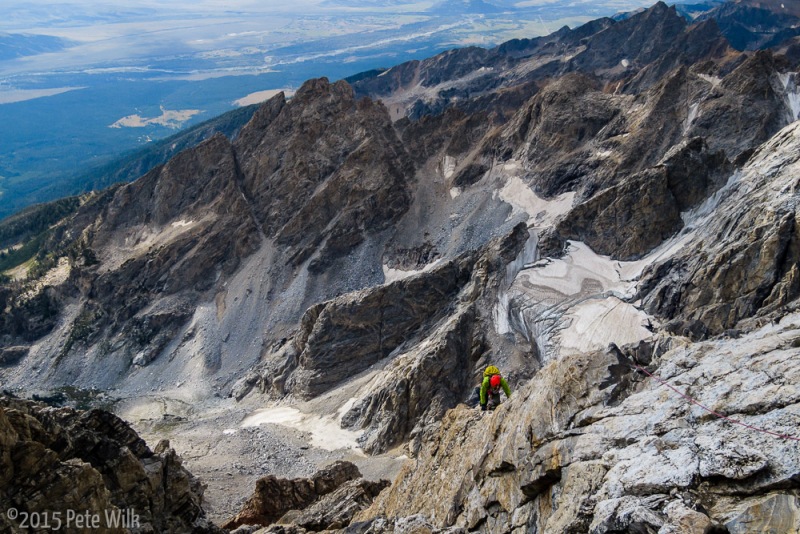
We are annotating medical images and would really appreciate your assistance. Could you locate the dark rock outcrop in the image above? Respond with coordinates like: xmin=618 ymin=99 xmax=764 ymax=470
xmin=622 ymin=18 xmax=731 ymax=93
xmin=0 ymin=287 xmax=60 ymax=343
xmin=546 ymin=136 xmax=732 ymax=260
xmin=639 ymin=121 xmax=800 ymax=335
xmin=282 ymin=479 xmax=391 ymax=532
xmin=223 ymin=461 xmax=386 ymax=531
xmin=56 ymin=131 xmax=263 ymax=361
xmin=503 ymin=73 xmax=622 ymax=197
xmin=234 ymin=78 xmax=414 ymax=272
xmin=284 ymin=260 xmax=472 ymax=398
xmin=0 ymin=397 xmax=220 ymax=533
xmin=699 ymin=0 xmax=800 ymax=51
xmin=568 ymin=2 xmax=688 ymax=73
xmin=0 ymin=345 xmax=28 ymax=366
xmin=691 ymin=50 xmax=791 ymax=159
xmin=551 ymin=167 xmax=683 ymax=260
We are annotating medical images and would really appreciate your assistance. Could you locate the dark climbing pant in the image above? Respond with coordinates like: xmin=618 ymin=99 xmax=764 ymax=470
xmin=472 ymin=386 xmax=502 ymax=410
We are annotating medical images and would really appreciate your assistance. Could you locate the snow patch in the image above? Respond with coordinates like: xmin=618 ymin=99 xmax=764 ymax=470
xmin=698 ymin=73 xmax=721 ymax=87
xmin=171 ymin=219 xmax=194 ymax=228
xmin=222 ymin=428 xmax=236 ymax=435
xmin=780 ymin=72 xmax=800 ymax=123
xmin=621 ymin=59 xmax=630 ymax=68
xmin=557 ymin=297 xmax=653 ymax=357
xmin=506 ymin=238 xmax=681 ymax=361
xmin=517 ymin=241 xmax=636 ymax=299
xmin=241 ymin=406 xmax=363 ymax=452
xmin=449 ymin=187 xmax=462 ymax=199
xmin=442 ymin=155 xmax=457 ymax=179
xmin=496 ymin=174 xmax=575 ymax=226
xmin=382 ymin=259 xmax=443 ymax=284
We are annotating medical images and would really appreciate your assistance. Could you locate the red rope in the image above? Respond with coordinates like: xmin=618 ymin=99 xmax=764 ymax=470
xmin=632 ymin=363 xmax=800 ymax=442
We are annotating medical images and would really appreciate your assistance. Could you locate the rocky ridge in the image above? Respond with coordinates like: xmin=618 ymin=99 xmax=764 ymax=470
xmin=223 ymin=460 xmax=388 ymax=531
xmin=0 ymin=397 xmax=220 ymax=533
xmin=351 ymin=312 xmax=800 ymax=533
xmin=342 ymin=121 xmax=800 ymax=534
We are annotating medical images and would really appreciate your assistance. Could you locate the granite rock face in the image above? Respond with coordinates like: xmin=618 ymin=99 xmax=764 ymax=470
xmin=352 ymin=313 xmax=800 ymax=533
xmin=639 ymin=121 xmax=800 ymax=335
xmin=249 ymin=223 xmax=532 ymax=454
xmin=0 ymin=397 xmax=220 ymax=533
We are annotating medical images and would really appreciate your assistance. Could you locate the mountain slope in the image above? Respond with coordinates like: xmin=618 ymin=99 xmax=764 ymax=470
xmin=698 ymin=0 xmax=800 ymax=50
xmin=1 ymin=2 xmax=800 ymax=531
xmin=345 ymin=118 xmax=800 ymax=534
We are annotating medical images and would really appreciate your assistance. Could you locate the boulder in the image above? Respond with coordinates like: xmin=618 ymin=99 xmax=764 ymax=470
xmin=223 ymin=461 xmax=362 ymax=530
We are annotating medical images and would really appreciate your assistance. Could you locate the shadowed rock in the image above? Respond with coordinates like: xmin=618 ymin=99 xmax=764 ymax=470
xmin=0 ymin=397 xmax=220 ymax=533
xmin=234 ymin=77 xmax=414 ymax=272
xmin=223 ymin=461 xmax=371 ymax=530
xmin=639 ymin=122 xmax=800 ymax=334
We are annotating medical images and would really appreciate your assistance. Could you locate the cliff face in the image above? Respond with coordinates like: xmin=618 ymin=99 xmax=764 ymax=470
xmin=346 ymin=121 xmax=800 ymax=534
xmin=353 ymin=319 xmax=800 ymax=533
xmin=233 ymin=79 xmax=413 ymax=272
xmin=0 ymin=77 xmax=416 ymax=398
xmin=1 ymin=1 xmax=800 ymax=532
xmin=0 ymin=397 xmax=220 ymax=533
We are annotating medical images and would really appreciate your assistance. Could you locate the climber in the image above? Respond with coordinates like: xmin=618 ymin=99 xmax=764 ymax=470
xmin=479 ymin=365 xmax=511 ymax=411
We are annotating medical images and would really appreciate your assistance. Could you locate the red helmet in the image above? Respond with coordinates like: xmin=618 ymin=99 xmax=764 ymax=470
xmin=490 ymin=375 xmax=501 ymax=388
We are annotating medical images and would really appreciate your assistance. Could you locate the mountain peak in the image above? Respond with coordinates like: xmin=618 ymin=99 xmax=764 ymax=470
xmin=294 ymin=77 xmax=355 ymax=103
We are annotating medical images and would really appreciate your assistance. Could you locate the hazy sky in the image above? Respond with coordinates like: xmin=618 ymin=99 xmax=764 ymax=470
xmin=0 ymin=0 xmax=661 ymax=26
xmin=0 ymin=0 xmax=663 ymax=79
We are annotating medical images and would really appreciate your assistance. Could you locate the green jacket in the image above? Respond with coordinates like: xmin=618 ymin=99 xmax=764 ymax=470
xmin=480 ymin=376 xmax=511 ymax=405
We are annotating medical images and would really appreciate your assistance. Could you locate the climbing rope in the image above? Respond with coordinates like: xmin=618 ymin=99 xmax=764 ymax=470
xmin=632 ymin=363 xmax=800 ymax=443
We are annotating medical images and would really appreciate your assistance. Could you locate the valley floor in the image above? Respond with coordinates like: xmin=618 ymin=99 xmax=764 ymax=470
xmin=118 ymin=394 xmax=408 ymax=524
